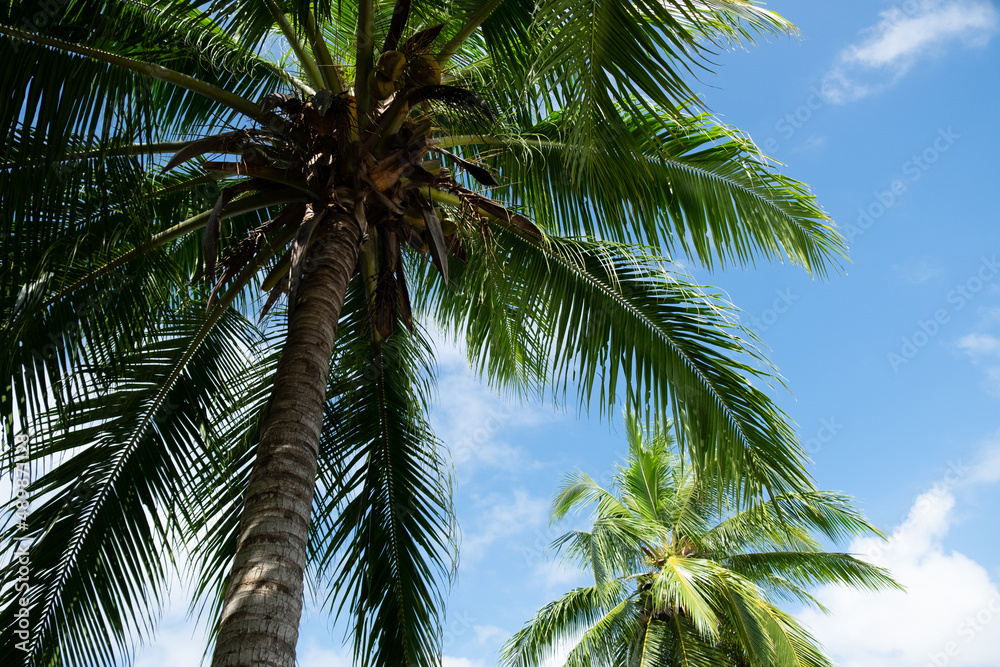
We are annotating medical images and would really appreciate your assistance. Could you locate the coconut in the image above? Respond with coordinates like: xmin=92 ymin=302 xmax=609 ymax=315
xmin=409 ymin=54 xmax=441 ymax=87
xmin=376 ymin=50 xmax=407 ymax=82
xmin=368 ymin=71 xmax=395 ymax=100
xmin=440 ymin=213 xmax=457 ymax=236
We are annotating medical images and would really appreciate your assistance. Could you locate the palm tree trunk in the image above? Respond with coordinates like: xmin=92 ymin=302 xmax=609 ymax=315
xmin=210 ymin=212 xmax=363 ymax=667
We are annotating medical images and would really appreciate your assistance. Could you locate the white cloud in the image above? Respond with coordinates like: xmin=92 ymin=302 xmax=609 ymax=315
xmin=791 ymin=134 xmax=828 ymax=153
xmin=893 ymin=258 xmax=945 ymax=284
xmin=298 ymin=643 xmax=353 ymax=667
xmin=798 ymin=442 xmax=1000 ymax=666
xmin=962 ymin=432 xmax=1000 ymax=486
xmin=443 ymin=657 xmax=491 ymax=667
xmin=132 ymin=575 xmax=212 ymax=667
xmin=461 ymin=489 xmax=549 ymax=561
xmin=133 ymin=613 xmax=211 ymax=667
xmin=845 ymin=2 xmax=997 ymax=69
xmin=823 ymin=1 xmax=999 ymax=103
xmin=974 ymin=306 xmax=1000 ymax=325
xmin=957 ymin=333 xmax=1000 ymax=358
xmin=428 ymin=330 xmax=555 ymax=479
xmin=983 ymin=366 xmax=1000 ymax=397
xmin=956 ymin=309 xmax=1000 ymax=395
xmin=472 ymin=624 xmax=507 ymax=645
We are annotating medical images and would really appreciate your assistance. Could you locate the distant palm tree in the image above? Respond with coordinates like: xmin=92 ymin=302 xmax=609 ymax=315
xmin=503 ymin=416 xmax=901 ymax=667
xmin=2 ymin=1 xmax=846 ymax=666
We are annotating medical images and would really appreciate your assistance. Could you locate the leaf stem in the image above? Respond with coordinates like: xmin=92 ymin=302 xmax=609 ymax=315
xmin=438 ymin=0 xmax=506 ymax=63
xmin=0 ymin=141 xmax=192 ymax=170
xmin=263 ymin=0 xmax=326 ymax=91
xmin=41 ymin=191 xmax=307 ymax=308
xmin=0 ymin=27 xmax=265 ymax=122
xmin=433 ymin=134 xmax=565 ymax=150
xmin=305 ymin=9 xmax=343 ymax=93
xmin=354 ymin=0 xmax=375 ymax=132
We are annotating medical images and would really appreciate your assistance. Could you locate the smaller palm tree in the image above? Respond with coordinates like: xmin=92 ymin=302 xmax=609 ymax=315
xmin=502 ymin=416 xmax=901 ymax=667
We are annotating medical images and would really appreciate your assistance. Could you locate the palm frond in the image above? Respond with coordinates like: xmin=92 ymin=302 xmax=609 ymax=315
xmin=519 ymin=417 xmax=899 ymax=667
xmin=519 ymin=0 xmax=796 ymax=180
xmin=444 ymin=108 xmax=845 ymax=277
xmin=498 ymin=232 xmax=813 ymax=500
xmin=726 ymin=551 xmax=901 ymax=600
xmin=311 ymin=282 xmax=455 ymax=667
xmin=1 ymin=0 xmax=290 ymax=168
xmin=501 ymin=580 xmax=631 ymax=667
xmin=759 ymin=604 xmax=836 ymax=667
xmin=704 ymin=490 xmax=890 ymax=555
xmin=0 ymin=302 xmax=261 ymax=667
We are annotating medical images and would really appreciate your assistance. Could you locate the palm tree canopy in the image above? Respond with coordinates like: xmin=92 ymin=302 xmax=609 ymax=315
xmin=502 ymin=415 xmax=901 ymax=667
xmin=1 ymin=1 xmax=847 ymax=666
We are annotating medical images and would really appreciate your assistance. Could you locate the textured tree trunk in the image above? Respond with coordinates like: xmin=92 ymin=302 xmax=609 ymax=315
xmin=210 ymin=212 xmax=363 ymax=667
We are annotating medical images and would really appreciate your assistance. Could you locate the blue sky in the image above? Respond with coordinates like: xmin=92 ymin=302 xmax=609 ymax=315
xmin=131 ymin=2 xmax=1000 ymax=666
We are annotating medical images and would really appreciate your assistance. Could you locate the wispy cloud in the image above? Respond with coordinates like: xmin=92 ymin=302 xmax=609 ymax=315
xmin=298 ymin=644 xmax=352 ymax=667
xmin=428 ymin=329 xmax=555 ymax=479
xmin=442 ymin=657 xmax=491 ymax=667
xmin=134 ymin=612 xmax=211 ymax=667
xmin=823 ymin=1 xmax=999 ymax=104
xmin=798 ymin=436 xmax=1000 ymax=665
xmin=461 ymin=489 xmax=549 ymax=561
xmin=956 ymin=308 xmax=1000 ymax=395
xmin=963 ymin=433 xmax=1000 ymax=485
xmin=893 ymin=257 xmax=944 ymax=284
xmin=791 ymin=134 xmax=828 ymax=154
xmin=958 ymin=332 xmax=1000 ymax=357
xmin=532 ymin=557 xmax=589 ymax=590
xmin=471 ymin=624 xmax=507 ymax=645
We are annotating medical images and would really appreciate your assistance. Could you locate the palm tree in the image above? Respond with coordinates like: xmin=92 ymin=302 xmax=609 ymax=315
xmin=1 ymin=1 xmax=847 ymax=666
xmin=502 ymin=416 xmax=901 ymax=667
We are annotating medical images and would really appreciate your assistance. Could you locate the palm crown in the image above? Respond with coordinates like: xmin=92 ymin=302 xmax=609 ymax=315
xmin=503 ymin=416 xmax=901 ymax=667
xmin=2 ymin=1 xmax=846 ymax=666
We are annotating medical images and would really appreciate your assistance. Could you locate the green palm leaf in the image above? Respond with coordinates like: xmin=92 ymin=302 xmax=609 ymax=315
xmin=443 ymin=109 xmax=845 ymax=276
xmin=3 ymin=0 xmax=857 ymax=664
xmin=501 ymin=580 xmax=631 ymax=667
xmin=503 ymin=417 xmax=900 ymax=667
xmin=0 ymin=302 xmax=262 ymax=667
xmin=311 ymin=282 xmax=455 ymax=667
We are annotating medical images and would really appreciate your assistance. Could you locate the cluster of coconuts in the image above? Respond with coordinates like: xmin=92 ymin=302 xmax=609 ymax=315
xmin=368 ymin=50 xmax=442 ymax=100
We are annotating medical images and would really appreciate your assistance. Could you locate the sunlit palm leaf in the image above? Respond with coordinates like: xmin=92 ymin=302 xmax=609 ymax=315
xmin=502 ymin=418 xmax=899 ymax=667
xmin=0 ymin=303 xmax=261 ymax=667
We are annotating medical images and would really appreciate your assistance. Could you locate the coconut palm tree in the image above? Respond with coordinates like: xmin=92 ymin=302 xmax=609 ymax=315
xmin=502 ymin=416 xmax=901 ymax=667
xmin=1 ymin=1 xmax=846 ymax=666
